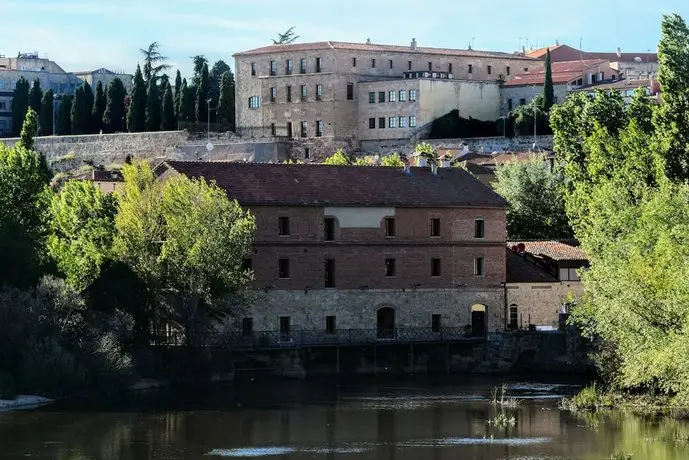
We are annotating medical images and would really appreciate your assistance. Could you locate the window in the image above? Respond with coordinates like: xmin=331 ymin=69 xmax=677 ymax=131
xmin=431 ymin=314 xmax=441 ymax=332
xmin=242 ymin=258 xmax=253 ymax=271
xmin=352 ymin=57 xmax=357 ymax=67
xmin=287 ymin=122 xmax=292 ymax=137
xmin=316 ymin=57 xmax=322 ymax=73
xmin=384 ymin=217 xmax=395 ymax=237
xmin=399 ymin=116 xmax=407 ymax=128
xmin=242 ymin=317 xmax=253 ymax=337
xmin=300 ymin=85 xmax=307 ymax=101
xmin=378 ymin=91 xmax=385 ymax=103
xmin=368 ymin=92 xmax=376 ymax=104
xmin=326 ymin=315 xmax=336 ymax=334
xmin=270 ymin=123 xmax=276 ymax=136
xmin=474 ymin=219 xmax=485 ymax=238
xmin=388 ymin=90 xmax=397 ymax=102
xmin=248 ymin=96 xmax=260 ymax=108
xmin=430 ymin=218 xmax=441 ymax=237
xmin=316 ymin=84 xmax=323 ymax=101
xmin=468 ymin=64 xmax=473 ymax=74
xmin=300 ymin=121 xmax=308 ymax=137
xmin=279 ymin=316 xmax=290 ymax=337
xmin=506 ymin=66 xmax=510 ymax=76
xmin=388 ymin=59 xmax=393 ymax=69
xmin=409 ymin=89 xmax=417 ymax=101
xmin=286 ymin=59 xmax=293 ymax=74
xmin=524 ymin=67 xmax=529 ymax=72
xmin=325 ymin=259 xmax=336 ymax=287
xmin=0 ymin=101 xmax=6 ymax=110
xmin=559 ymin=268 xmax=581 ymax=281
xmin=270 ymin=87 xmax=276 ymax=102
xmin=409 ymin=116 xmax=417 ymax=127
xmin=324 ymin=217 xmax=336 ymax=241
xmin=378 ymin=117 xmax=385 ymax=129
xmin=507 ymin=98 xmax=513 ymax=111
xmin=304 ymin=147 xmax=310 ymax=159
xmin=509 ymin=305 xmax=518 ymax=330
xmin=428 ymin=62 xmax=432 ymax=71
xmin=474 ymin=257 xmax=484 ymax=276
xmin=408 ymin=60 xmax=412 ymax=70
xmin=431 ymin=258 xmax=441 ymax=277
xmin=279 ymin=259 xmax=290 ymax=278
xmin=278 ymin=216 xmax=290 ymax=235
xmin=347 ymin=83 xmax=354 ymax=100
xmin=286 ymin=85 xmax=292 ymax=102
xmin=371 ymin=58 xmax=376 ymax=68
xmin=251 ymin=62 xmax=256 ymax=76
xmin=299 ymin=58 xmax=307 ymax=73
xmin=388 ymin=117 xmax=397 ymax=128
xmin=270 ymin=60 xmax=277 ymax=76
xmin=487 ymin=65 xmax=492 ymax=75
xmin=399 ymin=90 xmax=407 ymax=102
xmin=520 ymin=98 xmax=526 ymax=106
xmin=369 ymin=118 xmax=376 ymax=129
xmin=385 ymin=258 xmax=396 ymax=277
xmin=316 ymin=120 xmax=323 ymax=137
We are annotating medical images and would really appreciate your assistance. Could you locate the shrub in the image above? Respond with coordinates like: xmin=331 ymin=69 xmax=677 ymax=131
xmin=0 ymin=371 xmax=15 ymax=400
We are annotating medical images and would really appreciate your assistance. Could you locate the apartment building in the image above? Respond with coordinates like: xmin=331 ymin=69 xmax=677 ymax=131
xmin=233 ymin=40 xmax=538 ymax=158
xmin=154 ymin=161 xmax=509 ymax=337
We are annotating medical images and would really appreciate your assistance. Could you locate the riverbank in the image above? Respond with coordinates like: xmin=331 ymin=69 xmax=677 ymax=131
xmin=0 ymin=395 xmax=54 ymax=412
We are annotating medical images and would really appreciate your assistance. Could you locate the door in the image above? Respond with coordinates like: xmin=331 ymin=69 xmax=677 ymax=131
xmin=377 ymin=307 xmax=395 ymax=339
xmin=471 ymin=304 xmax=486 ymax=337
xmin=279 ymin=316 xmax=291 ymax=341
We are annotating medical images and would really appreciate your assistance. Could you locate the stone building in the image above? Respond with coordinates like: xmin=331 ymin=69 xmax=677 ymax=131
xmin=232 ymin=40 xmax=538 ymax=160
xmin=73 ymin=68 xmax=133 ymax=92
xmin=154 ymin=161 xmax=509 ymax=338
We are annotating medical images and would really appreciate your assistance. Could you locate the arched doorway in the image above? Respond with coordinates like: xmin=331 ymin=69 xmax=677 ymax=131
xmin=377 ymin=307 xmax=395 ymax=339
xmin=471 ymin=304 xmax=486 ymax=337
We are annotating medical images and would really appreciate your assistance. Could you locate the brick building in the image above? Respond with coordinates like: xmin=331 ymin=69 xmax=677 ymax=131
xmin=154 ymin=161 xmax=509 ymax=337
xmin=232 ymin=40 xmax=537 ymax=160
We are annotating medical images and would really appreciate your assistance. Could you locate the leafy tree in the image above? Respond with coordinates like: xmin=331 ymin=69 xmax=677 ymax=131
xmin=11 ymin=77 xmax=30 ymax=137
xmin=39 ymin=89 xmax=54 ymax=136
xmin=494 ymin=156 xmax=572 ymax=239
xmin=195 ymin=63 xmax=210 ymax=123
xmin=127 ymin=64 xmax=146 ymax=132
xmin=216 ymin=71 xmax=235 ymax=130
xmin=103 ymin=78 xmax=127 ymax=133
xmin=542 ymin=49 xmax=554 ymax=111
xmin=323 ymin=149 xmax=351 ymax=165
xmin=28 ymin=79 xmax=42 ymax=115
xmin=161 ymin=82 xmax=176 ymax=131
xmin=191 ymin=55 xmax=208 ymax=87
xmin=174 ymin=70 xmax=182 ymax=120
xmin=140 ymin=42 xmax=171 ymax=85
xmin=92 ymin=81 xmax=106 ymax=133
xmin=145 ymin=79 xmax=161 ymax=132
xmin=510 ymin=95 xmax=550 ymax=137
xmin=56 ymin=96 xmax=72 ymax=135
xmin=178 ymin=79 xmax=194 ymax=123
xmin=272 ymin=26 xmax=299 ymax=44
xmin=18 ymin=108 xmax=39 ymax=151
xmin=208 ymin=60 xmax=231 ymax=122
xmin=380 ymin=153 xmax=405 ymax=167
xmin=47 ymin=180 xmax=117 ymax=290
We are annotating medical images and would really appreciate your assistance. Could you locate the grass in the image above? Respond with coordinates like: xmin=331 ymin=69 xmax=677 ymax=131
xmin=487 ymin=412 xmax=516 ymax=428
xmin=491 ymin=384 xmax=521 ymax=409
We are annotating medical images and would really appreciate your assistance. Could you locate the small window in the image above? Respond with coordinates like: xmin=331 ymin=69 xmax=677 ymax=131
xmin=431 ymin=314 xmax=441 ymax=332
xmin=474 ymin=219 xmax=485 ymax=238
xmin=487 ymin=65 xmax=492 ymax=75
xmin=278 ymin=216 xmax=290 ymax=235
xmin=250 ymin=62 xmax=256 ymax=76
xmin=300 ymin=85 xmax=307 ymax=101
xmin=520 ymin=98 xmax=526 ymax=106
xmin=325 ymin=259 xmax=335 ymax=287
xmin=448 ymin=63 xmax=453 ymax=73
xmin=408 ymin=60 xmax=412 ymax=70
xmin=384 ymin=217 xmax=395 ymax=237
xmin=468 ymin=64 xmax=473 ymax=74
xmin=324 ymin=217 xmax=336 ymax=241
xmin=270 ymin=60 xmax=277 ymax=76
xmin=371 ymin=58 xmax=376 ymax=68
xmin=399 ymin=90 xmax=407 ymax=102
xmin=428 ymin=62 xmax=432 ymax=71
xmin=316 ymin=120 xmax=323 ymax=137
xmin=388 ymin=90 xmax=397 ymax=102
xmin=430 ymin=218 xmax=440 ymax=237
xmin=378 ymin=117 xmax=385 ymax=129
xmin=507 ymin=98 xmax=513 ymax=111
xmin=315 ymin=57 xmax=322 ymax=73
xmin=279 ymin=259 xmax=290 ymax=279
xmin=347 ymin=83 xmax=354 ymax=100
xmin=388 ymin=117 xmax=397 ymax=128
xmin=352 ymin=57 xmax=357 ymax=67
xmin=385 ymin=258 xmax=396 ymax=277
xmin=286 ymin=59 xmax=293 ymax=74
xmin=431 ymin=258 xmax=441 ymax=277
xmin=300 ymin=121 xmax=308 ymax=137
xmin=279 ymin=316 xmax=290 ymax=333
xmin=409 ymin=116 xmax=417 ymax=127
xmin=409 ymin=89 xmax=417 ymax=101
xmin=242 ymin=317 xmax=253 ymax=337
xmin=248 ymin=96 xmax=260 ymax=108
xmin=399 ymin=116 xmax=407 ymax=128
xmin=270 ymin=87 xmax=276 ymax=102
xmin=569 ymin=268 xmax=580 ymax=281
xmin=242 ymin=258 xmax=252 ymax=271
xmin=388 ymin=59 xmax=393 ymax=69
xmin=316 ymin=84 xmax=322 ymax=101
xmin=270 ymin=123 xmax=276 ymax=136
xmin=474 ymin=257 xmax=484 ymax=276
xmin=368 ymin=92 xmax=376 ymax=104
xmin=304 ymin=147 xmax=310 ymax=159
xmin=506 ymin=66 xmax=510 ymax=76
xmin=286 ymin=85 xmax=292 ymax=102
xmin=299 ymin=58 xmax=306 ymax=73
xmin=509 ymin=305 xmax=518 ymax=330
xmin=524 ymin=67 xmax=529 ymax=72
xmin=378 ymin=91 xmax=385 ymax=103
xmin=326 ymin=315 xmax=336 ymax=334
xmin=369 ymin=118 xmax=376 ymax=129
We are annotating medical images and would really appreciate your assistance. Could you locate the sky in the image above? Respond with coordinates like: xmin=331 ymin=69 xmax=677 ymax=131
xmin=2 ymin=0 xmax=688 ymax=80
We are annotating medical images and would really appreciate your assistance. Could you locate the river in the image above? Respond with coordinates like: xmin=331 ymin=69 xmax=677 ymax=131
xmin=1 ymin=375 xmax=688 ymax=459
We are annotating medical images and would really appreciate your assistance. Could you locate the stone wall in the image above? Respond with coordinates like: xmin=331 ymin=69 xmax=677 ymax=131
xmin=506 ymin=282 xmax=585 ymax=329
xmin=359 ymin=135 xmax=554 ymax=155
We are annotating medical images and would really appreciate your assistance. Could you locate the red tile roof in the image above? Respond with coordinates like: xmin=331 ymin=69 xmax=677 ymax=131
xmin=526 ymin=44 xmax=658 ymax=63
xmin=155 ymin=161 xmax=508 ymax=208
xmin=507 ymin=241 xmax=587 ymax=262
xmin=502 ymin=59 xmax=612 ymax=87
xmin=233 ymin=41 xmax=537 ymax=60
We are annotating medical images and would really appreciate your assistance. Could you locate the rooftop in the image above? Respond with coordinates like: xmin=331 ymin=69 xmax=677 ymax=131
xmin=506 ymin=250 xmax=558 ymax=283
xmin=154 ymin=161 xmax=508 ymax=208
xmin=503 ymin=59 xmax=612 ymax=87
xmin=526 ymin=44 xmax=658 ymax=63
xmin=507 ymin=240 xmax=587 ymax=262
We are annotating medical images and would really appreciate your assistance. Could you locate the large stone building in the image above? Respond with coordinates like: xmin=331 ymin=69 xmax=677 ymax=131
xmin=232 ymin=40 xmax=538 ymax=159
xmin=154 ymin=161 xmax=509 ymax=338
xmin=73 ymin=68 xmax=133 ymax=92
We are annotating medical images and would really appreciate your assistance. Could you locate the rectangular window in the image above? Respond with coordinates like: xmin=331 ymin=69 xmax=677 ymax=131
xmin=474 ymin=257 xmax=484 ymax=276
xmin=315 ymin=57 xmax=322 ymax=73
xmin=316 ymin=84 xmax=323 ymax=101
xmin=408 ymin=60 xmax=412 ymax=70
xmin=248 ymin=96 xmax=260 ymax=108
xmin=378 ymin=91 xmax=385 ymax=103
xmin=300 ymin=121 xmax=308 ymax=137
xmin=371 ymin=58 xmax=376 ymax=68
xmin=316 ymin=120 xmax=323 ymax=137
xmin=270 ymin=87 xmax=276 ymax=102
xmin=368 ymin=118 xmax=376 ymax=129
xmin=430 ymin=218 xmax=441 ymax=237
xmin=325 ymin=259 xmax=336 ymax=287
xmin=487 ymin=65 xmax=492 ymax=75
xmin=431 ymin=258 xmax=441 ymax=277
xmin=300 ymin=85 xmax=307 ymax=101
xmin=388 ymin=90 xmax=397 ymax=102
xmin=251 ymin=62 xmax=256 ymax=76
xmin=286 ymin=85 xmax=292 ymax=102
xmin=324 ymin=217 xmax=336 ymax=241
xmin=242 ymin=317 xmax=253 ymax=337
xmin=326 ymin=315 xmax=336 ymax=334
xmin=506 ymin=66 xmax=510 ymax=76
xmin=304 ymin=147 xmax=310 ymax=159
xmin=242 ymin=258 xmax=253 ymax=271
xmin=409 ymin=89 xmax=417 ymax=101
xmin=279 ymin=316 xmax=290 ymax=335
xmin=559 ymin=268 xmax=569 ymax=281
xmin=278 ymin=216 xmax=290 ymax=235
xmin=270 ymin=123 xmax=276 ymax=136
xmin=387 ymin=117 xmax=395 ymax=128
xmin=409 ymin=116 xmax=417 ymax=127
xmin=474 ymin=219 xmax=485 ymax=238
xmin=286 ymin=122 xmax=292 ymax=138
xmin=279 ymin=259 xmax=290 ymax=279
xmin=509 ymin=305 xmax=518 ymax=329
xmin=525 ymin=67 xmax=529 ymax=72
xmin=431 ymin=314 xmax=441 ymax=332
xmin=384 ymin=217 xmax=395 ymax=237
xmin=369 ymin=92 xmax=376 ymax=103
xmin=507 ymin=99 xmax=513 ymax=111
xmin=428 ymin=62 xmax=432 ymax=71
xmin=347 ymin=83 xmax=354 ymax=100
xmin=468 ymin=64 xmax=473 ymax=73
xmin=270 ymin=60 xmax=277 ymax=76
xmin=399 ymin=90 xmax=407 ymax=102
xmin=520 ymin=98 xmax=526 ymax=106
xmin=378 ymin=117 xmax=385 ymax=129
xmin=299 ymin=58 xmax=306 ymax=73
xmin=448 ymin=63 xmax=453 ymax=73
xmin=385 ymin=258 xmax=396 ymax=277
xmin=388 ymin=59 xmax=393 ymax=69
xmin=399 ymin=116 xmax=407 ymax=128
xmin=286 ymin=59 xmax=293 ymax=74
xmin=352 ymin=57 xmax=357 ymax=67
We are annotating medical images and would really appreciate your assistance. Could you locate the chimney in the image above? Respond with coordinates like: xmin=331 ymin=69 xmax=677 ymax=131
xmin=366 ymin=38 xmax=371 ymax=45
xmin=522 ymin=46 xmax=526 ymax=55
xmin=411 ymin=38 xmax=417 ymax=51
xmin=616 ymin=47 xmax=622 ymax=58
xmin=556 ymin=39 xmax=560 ymax=46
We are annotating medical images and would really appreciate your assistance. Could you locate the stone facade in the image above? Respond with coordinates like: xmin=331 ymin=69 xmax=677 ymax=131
xmin=359 ymin=135 xmax=554 ymax=156
xmin=73 ymin=68 xmax=133 ymax=92
xmin=500 ymin=84 xmax=569 ymax=115
xmin=506 ymin=282 xmax=584 ymax=329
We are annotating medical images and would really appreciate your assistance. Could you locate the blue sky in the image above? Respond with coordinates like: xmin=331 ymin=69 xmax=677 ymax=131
xmin=2 ymin=0 xmax=688 ymax=80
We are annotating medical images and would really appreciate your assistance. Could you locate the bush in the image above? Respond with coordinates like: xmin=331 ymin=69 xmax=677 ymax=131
xmin=563 ymin=384 xmax=615 ymax=412
xmin=0 ymin=371 xmax=15 ymax=400
xmin=19 ymin=338 xmax=89 ymax=397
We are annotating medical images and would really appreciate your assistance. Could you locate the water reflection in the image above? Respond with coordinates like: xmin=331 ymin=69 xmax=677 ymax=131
xmin=0 ymin=377 xmax=688 ymax=459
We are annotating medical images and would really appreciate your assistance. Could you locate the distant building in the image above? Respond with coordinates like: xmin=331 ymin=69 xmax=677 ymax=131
xmin=571 ymin=77 xmax=660 ymax=103
xmin=73 ymin=68 xmax=132 ymax=92
xmin=74 ymin=169 xmax=124 ymax=194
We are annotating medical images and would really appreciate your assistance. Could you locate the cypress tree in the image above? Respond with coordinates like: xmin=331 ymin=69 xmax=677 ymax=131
xmin=57 ymin=96 xmax=72 ymax=135
xmin=18 ymin=108 xmax=39 ymax=150
xmin=216 ymin=70 xmax=236 ymax=131
xmin=70 ymin=86 xmax=87 ymax=134
xmin=195 ymin=63 xmax=210 ymax=123
xmin=11 ymin=77 xmax=30 ymax=137
xmin=92 ymin=81 xmax=106 ymax=133
xmin=127 ymin=64 xmax=146 ymax=132
xmin=178 ymin=79 xmax=194 ymax=123
xmin=174 ymin=70 xmax=182 ymax=120
xmin=28 ymin=79 xmax=43 ymax=115
xmin=81 ymin=81 xmax=95 ymax=133
xmin=161 ymin=82 xmax=176 ymax=131
xmin=103 ymin=78 xmax=127 ymax=133
xmin=39 ymin=89 xmax=54 ymax=136
xmin=145 ymin=79 xmax=161 ymax=131
xmin=542 ymin=49 xmax=554 ymax=111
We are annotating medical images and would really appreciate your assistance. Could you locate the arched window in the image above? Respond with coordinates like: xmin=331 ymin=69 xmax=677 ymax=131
xmin=509 ymin=304 xmax=518 ymax=330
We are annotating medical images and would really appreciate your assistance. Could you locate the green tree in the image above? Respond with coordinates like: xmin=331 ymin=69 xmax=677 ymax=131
xmin=92 ymin=81 xmax=106 ymax=133
xmin=47 ymin=180 xmax=117 ymax=290
xmin=82 ymin=81 xmax=95 ymax=133
xmin=178 ymin=79 xmax=194 ymax=123
xmin=216 ymin=71 xmax=235 ymax=130
xmin=28 ymin=79 xmax=42 ymax=115
xmin=272 ymin=26 xmax=299 ymax=44
xmin=56 ymin=96 xmax=72 ymax=135
xmin=510 ymin=96 xmax=550 ymax=137
xmin=39 ymin=89 xmax=54 ymax=136
xmin=11 ymin=77 xmax=30 ymax=137
xmin=103 ymin=78 xmax=127 ymax=133
xmin=161 ymin=82 xmax=176 ymax=131
xmin=542 ymin=49 xmax=554 ymax=111
xmin=323 ymin=149 xmax=351 ymax=165
xmin=140 ymin=42 xmax=171 ymax=85
xmin=191 ymin=55 xmax=208 ymax=87
xmin=70 ymin=86 xmax=89 ymax=135
xmin=145 ymin=79 xmax=161 ymax=132
xmin=174 ymin=69 xmax=182 ymax=121
xmin=209 ymin=60 xmax=231 ymax=122
xmin=18 ymin=108 xmax=39 ymax=151
xmin=127 ymin=64 xmax=146 ymax=132
xmin=195 ymin=63 xmax=210 ymax=123
xmin=380 ymin=153 xmax=405 ymax=167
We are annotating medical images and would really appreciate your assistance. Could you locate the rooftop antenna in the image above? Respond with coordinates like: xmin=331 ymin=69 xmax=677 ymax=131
xmin=579 ymin=38 xmax=584 ymax=61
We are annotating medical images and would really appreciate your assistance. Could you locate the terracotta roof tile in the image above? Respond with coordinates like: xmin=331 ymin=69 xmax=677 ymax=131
xmin=503 ymin=59 xmax=611 ymax=87
xmin=507 ymin=240 xmax=587 ymax=262
xmin=155 ymin=161 xmax=508 ymax=208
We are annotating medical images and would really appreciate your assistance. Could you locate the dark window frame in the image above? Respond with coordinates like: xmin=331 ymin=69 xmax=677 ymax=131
xmin=385 ymin=258 xmax=396 ymax=277
xmin=299 ymin=58 xmax=307 ymax=73
xmin=368 ymin=118 xmax=376 ymax=129
xmin=430 ymin=217 xmax=441 ymax=237
xmin=474 ymin=219 xmax=485 ymax=238
xmin=278 ymin=216 xmax=290 ymax=235
xmin=368 ymin=91 xmax=376 ymax=104
xmin=315 ymin=57 xmax=322 ymax=73
xmin=324 ymin=217 xmax=336 ymax=241
xmin=300 ymin=121 xmax=308 ymax=137
xmin=326 ymin=315 xmax=336 ymax=334
xmin=242 ymin=317 xmax=254 ymax=337
xmin=378 ymin=117 xmax=385 ymax=129
xmin=431 ymin=314 xmax=441 ymax=332
xmin=384 ymin=217 xmax=395 ymax=237
xmin=270 ymin=60 xmax=277 ymax=76
xmin=316 ymin=120 xmax=323 ymax=137
xmin=325 ymin=258 xmax=336 ymax=287
xmin=347 ymin=83 xmax=354 ymax=100
xmin=378 ymin=91 xmax=385 ymax=103
xmin=431 ymin=258 xmax=442 ymax=277
xmin=474 ymin=257 xmax=485 ymax=276
xmin=250 ymin=62 xmax=256 ymax=76
xmin=278 ymin=259 xmax=290 ymax=279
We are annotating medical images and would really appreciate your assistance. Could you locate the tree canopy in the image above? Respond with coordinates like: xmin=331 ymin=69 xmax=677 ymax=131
xmin=272 ymin=26 xmax=299 ymax=44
